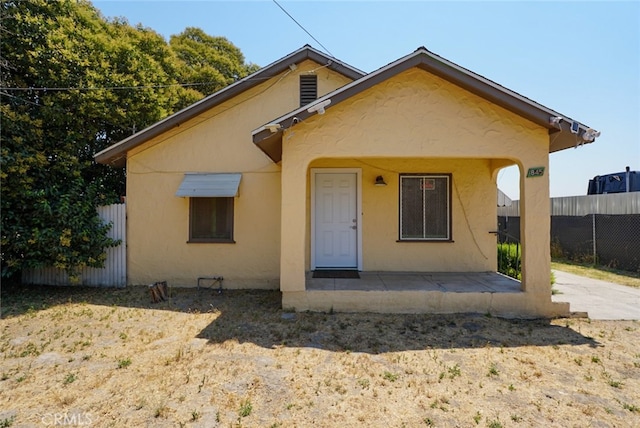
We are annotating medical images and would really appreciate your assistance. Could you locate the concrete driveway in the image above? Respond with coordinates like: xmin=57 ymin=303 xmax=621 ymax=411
xmin=552 ymin=270 xmax=640 ymax=320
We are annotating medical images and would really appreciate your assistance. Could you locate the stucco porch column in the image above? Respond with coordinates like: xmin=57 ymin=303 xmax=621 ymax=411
xmin=519 ymin=160 xmax=558 ymax=314
xmin=279 ymin=149 xmax=308 ymax=295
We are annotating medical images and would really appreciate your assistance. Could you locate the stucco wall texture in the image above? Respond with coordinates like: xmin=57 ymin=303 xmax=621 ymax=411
xmin=124 ymin=60 xmax=564 ymax=316
xmin=125 ymin=60 xmax=350 ymax=287
xmin=307 ymin=158 xmax=497 ymax=272
xmin=278 ymin=68 xmax=562 ymax=316
xmin=281 ymin=68 xmax=547 ymax=277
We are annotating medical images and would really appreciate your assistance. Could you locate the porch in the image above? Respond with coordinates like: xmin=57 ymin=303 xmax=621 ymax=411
xmin=306 ymin=271 xmax=521 ymax=293
xmin=282 ymin=271 xmax=568 ymax=318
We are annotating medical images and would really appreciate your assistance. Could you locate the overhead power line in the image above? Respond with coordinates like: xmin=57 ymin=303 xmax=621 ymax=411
xmin=272 ymin=0 xmax=334 ymax=57
xmin=0 ymin=81 xmax=233 ymax=92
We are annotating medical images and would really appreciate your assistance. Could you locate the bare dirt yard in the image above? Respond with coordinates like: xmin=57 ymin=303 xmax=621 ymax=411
xmin=1 ymin=284 xmax=639 ymax=428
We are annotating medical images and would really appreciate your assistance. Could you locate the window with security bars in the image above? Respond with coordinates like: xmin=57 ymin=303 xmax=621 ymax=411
xmin=399 ymin=174 xmax=451 ymax=240
xmin=299 ymin=75 xmax=317 ymax=106
xmin=189 ymin=197 xmax=234 ymax=243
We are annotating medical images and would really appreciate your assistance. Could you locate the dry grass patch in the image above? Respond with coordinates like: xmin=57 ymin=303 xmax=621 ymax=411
xmin=552 ymin=260 xmax=640 ymax=288
xmin=1 ymin=283 xmax=639 ymax=427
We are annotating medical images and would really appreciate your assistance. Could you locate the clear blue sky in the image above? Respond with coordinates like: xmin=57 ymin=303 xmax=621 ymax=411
xmin=93 ymin=0 xmax=639 ymax=199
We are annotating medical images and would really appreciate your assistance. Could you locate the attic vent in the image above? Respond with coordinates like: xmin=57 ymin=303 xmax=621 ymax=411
xmin=299 ymin=75 xmax=318 ymax=107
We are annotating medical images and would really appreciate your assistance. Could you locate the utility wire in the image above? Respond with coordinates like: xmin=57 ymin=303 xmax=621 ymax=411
xmin=0 ymin=81 xmax=248 ymax=92
xmin=0 ymin=71 xmax=278 ymax=92
xmin=3 ymin=2 xmax=333 ymax=93
xmin=272 ymin=0 xmax=334 ymax=57
xmin=1 ymin=91 xmax=139 ymax=135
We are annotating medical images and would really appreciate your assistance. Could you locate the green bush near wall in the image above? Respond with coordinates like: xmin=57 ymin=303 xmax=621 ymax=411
xmin=497 ymin=243 xmax=521 ymax=280
xmin=497 ymin=243 xmax=556 ymax=286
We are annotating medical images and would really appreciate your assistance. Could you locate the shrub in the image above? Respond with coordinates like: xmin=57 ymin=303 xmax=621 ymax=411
xmin=498 ymin=243 xmax=556 ymax=286
xmin=497 ymin=243 xmax=521 ymax=280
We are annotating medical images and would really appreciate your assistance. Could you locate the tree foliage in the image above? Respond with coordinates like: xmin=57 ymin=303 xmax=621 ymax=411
xmin=0 ymin=0 xmax=257 ymax=279
xmin=170 ymin=27 xmax=259 ymax=102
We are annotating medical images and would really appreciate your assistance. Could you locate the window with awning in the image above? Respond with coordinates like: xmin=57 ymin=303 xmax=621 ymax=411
xmin=177 ymin=173 xmax=241 ymax=243
xmin=176 ymin=173 xmax=241 ymax=197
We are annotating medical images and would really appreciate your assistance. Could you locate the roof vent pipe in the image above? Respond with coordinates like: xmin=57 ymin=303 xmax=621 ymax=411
xmin=626 ymin=166 xmax=631 ymax=192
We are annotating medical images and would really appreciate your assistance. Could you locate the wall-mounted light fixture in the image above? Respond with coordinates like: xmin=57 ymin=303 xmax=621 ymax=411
xmin=307 ymin=99 xmax=331 ymax=115
xmin=374 ymin=176 xmax=387 ymax=186
xmin=265 ymin=123 xmax=281 ymax=133
xmin=582 ymin=128 xmax=601 ymax=142
xmin=549 ymin=116 xmax=562 ymax=127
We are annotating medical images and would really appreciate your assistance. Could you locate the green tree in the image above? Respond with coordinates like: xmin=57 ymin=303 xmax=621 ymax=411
xmin=170 ymin=27 xmax=259 ymax=103
xmin=1 ymin=0 xmax=256 ymax=279
xmin=1 ymin=0 xmax=123 ymax=278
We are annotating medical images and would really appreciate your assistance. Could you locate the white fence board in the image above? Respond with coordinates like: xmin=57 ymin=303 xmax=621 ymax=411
xmin=498 ymin=193 xmax=640 ymax=217
xmin=21 ymin=204 xmax=126 ymax=287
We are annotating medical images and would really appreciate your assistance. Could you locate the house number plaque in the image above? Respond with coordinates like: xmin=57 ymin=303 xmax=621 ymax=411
xmin=526 ymin=166 xmax=545 ymax=178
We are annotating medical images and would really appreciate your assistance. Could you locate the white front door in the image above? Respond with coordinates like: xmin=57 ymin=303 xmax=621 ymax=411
xmin=313 ymin=172 xmax=358 ymax=269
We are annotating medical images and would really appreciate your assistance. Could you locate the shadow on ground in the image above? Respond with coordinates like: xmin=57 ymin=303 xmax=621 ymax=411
xmin=1 ymin=284 xmax=601 ymax=352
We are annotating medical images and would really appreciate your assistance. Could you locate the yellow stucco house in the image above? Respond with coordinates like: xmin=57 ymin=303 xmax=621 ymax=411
xmin=96 ymin=45 xmax=599 ymax=318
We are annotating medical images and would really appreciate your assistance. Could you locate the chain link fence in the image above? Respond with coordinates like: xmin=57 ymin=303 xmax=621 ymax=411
xmin=497 ymin=193 xmax=640 ymax=273
xmin=497 ymin=214 xmax=640 ymax=273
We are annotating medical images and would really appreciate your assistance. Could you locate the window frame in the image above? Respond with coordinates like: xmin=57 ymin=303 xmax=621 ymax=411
xmin=398 ymin=173 xmax=452 ymax=242
xmin=188 ymin=197 xmax=235 ymax=244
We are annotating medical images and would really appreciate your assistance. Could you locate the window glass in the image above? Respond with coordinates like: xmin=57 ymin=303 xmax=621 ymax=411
xmin=190 ymin=197 xmax=234 ymax=242
xmin=400 ymin=175 xmax=450 ymax=240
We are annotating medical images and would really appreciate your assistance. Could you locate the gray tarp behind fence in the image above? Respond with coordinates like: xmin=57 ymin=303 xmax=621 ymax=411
xmin=497 ymin=193 xmax=640 ymax=273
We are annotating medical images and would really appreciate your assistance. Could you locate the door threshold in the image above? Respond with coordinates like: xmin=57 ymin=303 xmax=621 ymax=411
xmin=312 ymin=270 xmax=360 ymax=279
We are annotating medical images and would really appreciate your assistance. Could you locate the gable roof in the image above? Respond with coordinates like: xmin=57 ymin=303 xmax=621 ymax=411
xmin=252 ymin=47 xmax=599 ymax=163
xmin=95 ymin=45 xmax=365 ymax=167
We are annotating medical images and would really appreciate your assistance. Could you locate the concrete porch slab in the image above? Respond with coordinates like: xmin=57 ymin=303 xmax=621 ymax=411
xmin=292 ymin=272 xmax=568 ymax=317
xmin=306 ymin=271 xmax=522 ymax=293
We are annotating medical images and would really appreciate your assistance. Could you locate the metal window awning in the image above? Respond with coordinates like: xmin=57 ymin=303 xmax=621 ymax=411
xmin=176 ymin=173 xmax=242 ymax=197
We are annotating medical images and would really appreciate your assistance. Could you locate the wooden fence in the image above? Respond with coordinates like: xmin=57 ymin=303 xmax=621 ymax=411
xmin=21 ymin=204 xmax=126 ymax=287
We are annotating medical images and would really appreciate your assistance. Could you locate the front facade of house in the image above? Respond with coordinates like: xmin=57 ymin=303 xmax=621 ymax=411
xmin=96 ymin=46 xmax=599 ymax=317
xmin=102 ymin=49 xmax=359 ymax=290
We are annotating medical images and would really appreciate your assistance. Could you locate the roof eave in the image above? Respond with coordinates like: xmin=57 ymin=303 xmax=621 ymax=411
xmin=95 ymin=45 xmax=365 ymax=167
xmin=252 ymin=48 xmax=599 ymax=163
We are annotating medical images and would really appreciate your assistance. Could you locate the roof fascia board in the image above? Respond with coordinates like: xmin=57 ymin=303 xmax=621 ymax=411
xmin=252 ymin=53 xmax=420 ymax=147
xmin=253 ymin=48 xmax=596 ymax=162
xmin=412 ymin=49 xmax=596 ymax=152
xmin=414 ymin=50 xmax=583 ymax=130
xmin=95 ymin=45 xmax=365 ymax=167
xmin=303 ymin=46 xmax=365 ymax=79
